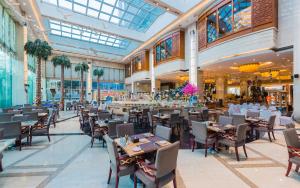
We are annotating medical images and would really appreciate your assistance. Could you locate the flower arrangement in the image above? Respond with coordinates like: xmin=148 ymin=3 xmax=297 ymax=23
xmin=182 ymin=82 xmax=199 ymax=96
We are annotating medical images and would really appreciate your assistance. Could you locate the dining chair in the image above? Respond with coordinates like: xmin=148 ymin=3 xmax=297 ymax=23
xmin=23 ymin=112 xmax=38 ymax=121
xmin=191 ymin=121 xmax=216 ymax=157
xmin=167 ymin=113 xmax=182 ymax=136
xmin=246 ymin=111 xmax=260 ymax=118
xmin=155 ymin=125 xmax=172 ymax=141
xmin=104 ymin=135 xmax=135 ymax=188
xmin=0 ymin=113 xmax=14 ymax=123
xmin=0 ymin=121 xmax=22 ymax=150
xmin=218 ymin=116 xmax=233 ymax=126
xmin=283 ymin=128 xmax=300 ymax=176
xmin=107 ymin=121 xmax=121 ymax=139
xmin=218 ymin=123 xmax=249 ymax=161
xmin=29 ymin=110 xmax=54 ymax=146
xmin=98 ymin=112 xmax=112 ymax=120
xmin=148 ymin=111 xmax=156 ymax=133
xmin=254 ymin=115 xmax=276 ymax=142
xmin=201 ymin=109 xmax=209 ymax=121
xmin=116 ymin=123 xmax=134 ymax=137
xmin=22 ymin=107 xmax=33 ymax=113
xmin=89 ymin=117 xmax=105 ymax=147
xmin=232 ymin=114 xmax=246 ymax=126
xmin=134 ymin=141 xmax=180 ymax=188
xmin=140 ymin=108 xmax=150 ymax=126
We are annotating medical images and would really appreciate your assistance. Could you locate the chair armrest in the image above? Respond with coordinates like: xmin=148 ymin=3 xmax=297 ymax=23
xmin=0 ymin=128 xmax=4 ymax=140
xmin=287 ymin=146 xmax=300 ymax=157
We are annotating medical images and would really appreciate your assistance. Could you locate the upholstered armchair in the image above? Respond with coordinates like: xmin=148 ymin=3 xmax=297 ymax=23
xmin=283 ymin=128 xmax=300 ymax=176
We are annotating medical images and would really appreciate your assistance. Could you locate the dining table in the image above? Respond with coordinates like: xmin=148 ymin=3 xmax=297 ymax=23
xmin=207 ymin=122 xmax=236 ymax=133
xmin=114 ymin=133 xmax=171 ymax=157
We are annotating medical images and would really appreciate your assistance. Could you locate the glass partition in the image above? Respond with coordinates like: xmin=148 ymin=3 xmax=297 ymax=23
xmin=218 ymin=3 xmax=233 ymax=37
xmin=207 ymin=12 xmax=217 ymax=43
xmin=233 ymin=0 xmax=251 ymax=31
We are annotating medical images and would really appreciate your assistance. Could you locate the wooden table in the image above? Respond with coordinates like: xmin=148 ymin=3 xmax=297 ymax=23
xmin=152 ymin=114 xmax=170 ymax=120
xmin=88 ymin=113 xmax=98 ymax=117
xmin=115 ymin=133 xmax=170 ymax=157
xmin=189 ymin=111 xmax=200 ymax=115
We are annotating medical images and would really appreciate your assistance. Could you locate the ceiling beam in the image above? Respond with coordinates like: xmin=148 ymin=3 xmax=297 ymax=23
xmin=145 ymin=0 xmax=183 ymax=15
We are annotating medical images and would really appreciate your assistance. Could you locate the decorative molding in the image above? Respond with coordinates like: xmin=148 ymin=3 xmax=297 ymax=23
xmin=198 ymin=18 xmax=207 ymax=51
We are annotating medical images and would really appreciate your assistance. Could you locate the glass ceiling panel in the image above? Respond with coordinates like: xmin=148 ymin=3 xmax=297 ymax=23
xmin=48 ymin=19 xmax=130 ymax=48
xmin=42 ymin=0 xmax=165 ymax=32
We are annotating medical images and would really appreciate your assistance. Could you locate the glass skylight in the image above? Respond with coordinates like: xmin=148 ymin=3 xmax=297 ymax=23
xmin=42 ymin=0 xmax=165 ymax=32
xmin=48 ymin=19 xmax=130 ymax=48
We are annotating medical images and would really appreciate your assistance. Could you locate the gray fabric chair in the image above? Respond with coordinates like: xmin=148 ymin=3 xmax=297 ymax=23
xmin=218 ymin=123 xmax=249 ymax=161
xmin=0 ymin=121 xmax=22 ymax=150
xmin=107 ymin=121 xmax=121 ymax=139
xmin=232 ymin=114 xmax=246 ymax=126
xmin=116 ymin=123 xmax=134 ymax=137
xmin=246 ymin=111 xmax=260 ymax=118
xmin=134 ymin=141 xmax=180 ymax=188
xmin=104 ymin=135 xmax=135 ymax=188
xmin=23 ymin=112 xmax=38 ymax=121
xmin=167 ymin=113 xmax=182 ymax=136
xmin=22 ymin=107 xmax=33 ymax=113
xmin=11 ymin=115 xmax=29 ymax=122
xmin=254 ymin=115 xmax=276 ymax=142
xmin=218 ymin=116 xmax=233 ymax=126
xmin=191 ymin=121 xmax=216 ymax=157
xmin=283 ymin=128 xmax=300 ymax=176
xmin=0 ymin=114 xmax=14 ymax=123
xmin=155 ymin=125 xmax=172 ymax=141
xmin=98 ymin=112 xmax=112 ymax=120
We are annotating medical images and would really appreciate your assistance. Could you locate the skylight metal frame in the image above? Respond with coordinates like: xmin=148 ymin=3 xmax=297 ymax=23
xmin=48 ymin=19 xmax=130 ymax=48
xmin=42 ymin=0 xmax=165 ymax=32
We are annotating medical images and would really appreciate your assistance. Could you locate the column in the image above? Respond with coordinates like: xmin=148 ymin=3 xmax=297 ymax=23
xmin=150 ymin=48 xmax=156 ymax=94
xmin=188 ymin=23 xmax=198 ymax=86
xmin=86 ymin=61 xmax=93 ymax=101
xmin=23 ymin=26 xmax=29 ymax=104
xmin=293 ymin=0 xmax=300 ymax=121
xmin=240 ymin=79 xmax=248 ymax=98
xmin=216 ymin=77 xmax=227 ymax=100
xmin=197 ymin=70 xmax=204 ymax=99
xmin=130 ymin=62 xmax=134 ymax=95
xmin=155 ymin=79 xmax=161 ymax=92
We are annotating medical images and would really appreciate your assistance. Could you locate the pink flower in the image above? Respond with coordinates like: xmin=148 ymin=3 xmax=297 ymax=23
xmin=182 ymin=82 xmax=199 ymax=96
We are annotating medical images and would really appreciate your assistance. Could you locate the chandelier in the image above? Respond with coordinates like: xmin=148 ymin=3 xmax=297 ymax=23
xmin=205 ymin=79 xmax=215 ymax=84
xmin=277 ymin=75 xmax=291 ymax=80
xmin=261 ymin=70 xmax=279 ymax=78
xmin=239 ymin=63 xmax=259 ymax=72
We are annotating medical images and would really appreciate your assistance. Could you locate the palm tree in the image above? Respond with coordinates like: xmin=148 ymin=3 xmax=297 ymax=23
xmin=75 ymin=62 xmax=89 ymax=104
xmin=24 ymin=39 xmax=52 ymax=106
xmin=93 ymin=68 xmax=104 ymax=105
xmin=51 ymin=55 xmax=71 ymax=110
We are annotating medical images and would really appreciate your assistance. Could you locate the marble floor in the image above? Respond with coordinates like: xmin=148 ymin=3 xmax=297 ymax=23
xmin=1 ymin=117 xmax=300 ymax=188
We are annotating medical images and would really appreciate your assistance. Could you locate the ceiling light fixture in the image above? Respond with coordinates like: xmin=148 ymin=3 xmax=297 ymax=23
xmin=239 ymin=63 xmax=259 ymax=73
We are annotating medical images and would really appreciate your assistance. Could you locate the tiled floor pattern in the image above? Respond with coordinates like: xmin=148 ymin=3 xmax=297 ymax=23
xmin=1 ymin=118 xmax=300 ymax=188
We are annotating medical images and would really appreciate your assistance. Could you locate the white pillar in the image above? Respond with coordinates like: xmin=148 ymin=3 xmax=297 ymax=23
xmin=130 ymin=62 xmax=134 ymax=94
xmin=150 ymin=48 xmax=156 ymax=94
xmin=188 ymin=23 xmax=198 ymax=86
xmin=86 ymin=61 xmax=93 ymax=101
xmin=23 ymin=26 xmax=29 ymax=104
xmin=293 ymin=0 xmax=300 ymax=121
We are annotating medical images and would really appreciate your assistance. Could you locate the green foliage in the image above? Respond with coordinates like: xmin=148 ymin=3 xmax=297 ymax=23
xmin=75 ymin=62 xmax=89 ymax=72
xmin=93 ymin=68 xmax=104 ymax=78
xmin=51 ymin=55 xmax=71 ymax=68
xmin=24 ymin=39 xmax=52 ymax=60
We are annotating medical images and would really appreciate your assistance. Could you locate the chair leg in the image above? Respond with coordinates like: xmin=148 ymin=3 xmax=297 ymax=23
xmin=115 ymin=174 xmax=119 ymax=188
xmin=0 ymin=159 xmax=3 ymax=172
xmin=235 ymin=146 xmax=240 ymax=161
xmin=296 ymin=165 xmax=299 ymax=173
xmin=192 ymin=140 xmax=195 ymax=152
xmin=47 ymin=134 xmax=51 ymax=142
xmin=173 ymin=177 xmax=177 ymax=188
xmin=205 ymin=143 xmax=208 ymax=157
xmin=91 ymin=138 xmax=94 ymax=148
xmin=134 ymin=174 xmax=137 ymax=188
xmin=286 ymin=161 xmax=292 ymax=176
xmin=272 ymin=131 xmax=276 ymax=140
xmin=243 ymin=145 xmax=248 ymax=158
xmin=107 ymin=168 xmax=112 ymax=184
xmin=267 ymin=132 xmax=272 ymax=142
